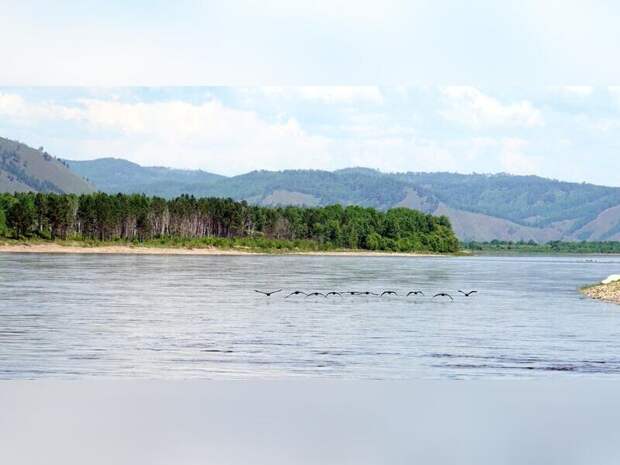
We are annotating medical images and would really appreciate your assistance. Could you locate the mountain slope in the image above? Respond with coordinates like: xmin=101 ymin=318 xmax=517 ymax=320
xmin=395 ymin=172 xmax=620 ymax=230
xmin=0 ymin=137 xmax=93 ymax=194
xmin=61 ymin=158 xmax=620 ymax=242
xmin=66 ymin=158 xmax=224 ymax=197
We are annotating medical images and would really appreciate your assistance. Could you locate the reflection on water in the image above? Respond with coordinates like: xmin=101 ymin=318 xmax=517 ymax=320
xmin=1 ymin=253 xmax=619 ymax=379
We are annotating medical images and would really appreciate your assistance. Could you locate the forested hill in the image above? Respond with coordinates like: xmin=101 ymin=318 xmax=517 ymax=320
xmin=2 ymin=136 xmax=619 ymax=243
xmin=66 ymin=158 xmax=620 ymax=242
xmin=66 ymin=158 xmax=224 ymax=195
xmin=0 ymin=192 xmax=459 ymax=253
xmin=0 ymin=137 xmax=93 ymax=194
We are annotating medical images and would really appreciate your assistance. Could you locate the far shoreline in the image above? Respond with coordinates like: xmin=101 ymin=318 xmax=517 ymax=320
xmin=0 ymin=242 xmax=445 ymax=257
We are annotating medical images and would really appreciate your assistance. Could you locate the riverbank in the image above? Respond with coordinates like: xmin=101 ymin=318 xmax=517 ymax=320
xmin=581 ymin=280 xmax=620 ymax=305
xmin=0 ymin=241 xmax=442 ymax=257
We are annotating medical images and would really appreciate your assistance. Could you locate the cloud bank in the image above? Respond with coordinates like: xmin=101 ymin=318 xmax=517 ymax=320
xmin=0 ymin=86 xmax=618 ymax=186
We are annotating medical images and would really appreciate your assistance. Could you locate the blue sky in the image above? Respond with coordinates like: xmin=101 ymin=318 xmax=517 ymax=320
xmin=1 ymin=86 xmax=619 ymax=185
xmin=1 ymin=2 xmax=619 ymax=184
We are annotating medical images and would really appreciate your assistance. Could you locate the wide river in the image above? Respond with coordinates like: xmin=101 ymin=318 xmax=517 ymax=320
xmin=1 ymin=253 xmax=619 ymax=379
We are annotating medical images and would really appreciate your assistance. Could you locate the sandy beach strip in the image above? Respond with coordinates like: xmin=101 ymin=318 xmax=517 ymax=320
xmin=581 ymin=281 xmax=620 ymax=305
xmin=0 ymin=242 xmax=439 ymax=257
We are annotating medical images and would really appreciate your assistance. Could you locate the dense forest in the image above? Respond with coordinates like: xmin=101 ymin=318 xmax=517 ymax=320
xmin=0 ymin=192 xmax=460 ymax=253
xmin=464 ymin=240 xmax=620 ymax=254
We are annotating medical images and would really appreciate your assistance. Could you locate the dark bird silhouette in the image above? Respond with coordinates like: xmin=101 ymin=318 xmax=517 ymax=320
xmin=381 ymin=291 xmax=398 ymax=297
xmin=254 ymin=289 xmax=282 ymax=297
xmin=306 ymin=292 xmax=326 ymax=298
xmin=433 ymin=292 xmax=454 ymax=301
xmin=359 ymin=291 xmax=379 ymax=296
xmin=285 ymin=290 xmax=307 ymax=298
xmin=458 ymin=290 xmax=478 ymax=297
xmin=326 ymin=291 xmax=343 ymax=297
xmin=407 ymin=290 xmax=425 ymax=296
xmin=344 ymin=291 xmax=361 ymax=295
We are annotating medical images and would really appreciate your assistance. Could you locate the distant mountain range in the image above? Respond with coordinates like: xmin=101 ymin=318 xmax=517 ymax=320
xmin=67 ymin=158 xmax=620 ymax=242
xmin=2 ymin=137 xmax=620 ymax=242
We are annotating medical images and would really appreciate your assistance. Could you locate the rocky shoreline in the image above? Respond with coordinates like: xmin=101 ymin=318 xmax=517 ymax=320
xmin=581 ymin=278 xmax=620 ymax=305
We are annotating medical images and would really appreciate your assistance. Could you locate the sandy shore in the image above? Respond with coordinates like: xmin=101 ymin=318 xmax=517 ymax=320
xmin=0 ymin=242 xmax=439 ymax=257
xmin=581 ymin=281 xmax=620 ymax=305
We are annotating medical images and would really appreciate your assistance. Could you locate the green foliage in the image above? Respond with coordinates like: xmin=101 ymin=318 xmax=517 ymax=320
xmin=0 ymin=203 xmax=6 ymax=236
xmin=6 ymin=193 xmax=37 ymax=237
xmin=0 ymin=192 xmax=460 ymax=253
xmin=464 ymin=240 xmax=620 ymax=254
xmin=66 ymin=160 xmax=620 ymax=237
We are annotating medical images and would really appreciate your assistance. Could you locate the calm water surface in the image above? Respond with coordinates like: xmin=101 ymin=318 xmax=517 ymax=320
xmin=1 ymin=253 xmax=619 ymax=379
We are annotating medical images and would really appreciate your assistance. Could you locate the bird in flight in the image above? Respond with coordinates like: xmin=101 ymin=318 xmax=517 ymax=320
xmin=344 ymin=291 xmax=361 ymax=295
xmin=407 ymin=290 xmax=424 ymax=296
xmin=254 ymin=289 xmax=282 ymax=297
xmin=306 ymin=292 xmax=327 ymax=298
xmin=433 ymin=292 xmax=454 ymax=301
xmin=458 ymin=290 xmax=478 ymax=297
xmin=381 ymin=291 xmax=398 ymax=297
xmin=285 ymin=290 xmax=307 ymax=298
xmin=326 ymin=291 xmax=343 ymax=297
xmin=359 ymin=291 xmax=379 ymax=296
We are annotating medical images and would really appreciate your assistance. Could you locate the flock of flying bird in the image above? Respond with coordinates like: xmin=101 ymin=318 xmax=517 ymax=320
xmin=254 ymin=289 xmax=478 ymax=300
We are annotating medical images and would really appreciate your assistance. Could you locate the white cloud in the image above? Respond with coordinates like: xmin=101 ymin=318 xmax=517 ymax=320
xmin=334 ymin=136 xmax=459 ymax=173
xmin=259 ymin=86 xmax=384 ymax=104
xmin=1 ymin=87 xmax=618 ymax=186
xmin=608 ymin=86 xmax=620 ymax=105
xmin=498 ymin=138 xmax=540 ymax=175
xmin=440 ymin=86 xmax=544 ymax=128
xmin=0 ymin=93 xmax=331 ymax=174
xmin=237 ymin=0 xmax=399 ymax=22
xmin=556 ymin=86 xmax=593 ymax=97
xmin=0 ymin=93 xmax=82 ymax=122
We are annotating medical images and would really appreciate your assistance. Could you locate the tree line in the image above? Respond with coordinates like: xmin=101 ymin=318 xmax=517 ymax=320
xmin=464 ymin=240 xmax=620 ymax=254
xmin=0 ymin=192 xmax=460 ymax=253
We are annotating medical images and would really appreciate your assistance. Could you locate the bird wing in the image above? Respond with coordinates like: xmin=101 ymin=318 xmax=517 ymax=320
xmin=458 ymin=290 xmax=465 ymax=295
xmin=254 ymin=290 xmax=268 ymax=295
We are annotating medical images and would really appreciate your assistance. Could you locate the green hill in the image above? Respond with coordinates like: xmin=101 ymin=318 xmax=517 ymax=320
xmin=65 ymin=158 xmax=620 ymax=242
xmin=0 ymin=137 xmax=93 ymax=194
xmin=1 ymin=142 xmax=612 ymax=242
xmin=65 ymin=158 xmax=224 ymax=197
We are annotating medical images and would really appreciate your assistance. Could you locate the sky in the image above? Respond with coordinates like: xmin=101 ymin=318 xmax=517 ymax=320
xmin=1 ymin=86 xmax=619 ymax=185
xmin=1 ymin=1 xmax=619 ymax=185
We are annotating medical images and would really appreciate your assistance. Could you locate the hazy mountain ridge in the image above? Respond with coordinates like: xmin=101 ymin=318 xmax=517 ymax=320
xmin=64 ymin=157 xmax=620 ymax=242
xmin=0 ymin=137 xmax=93 ymax=194
xmin=65 ymin=158 xmax=224 ymax=196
